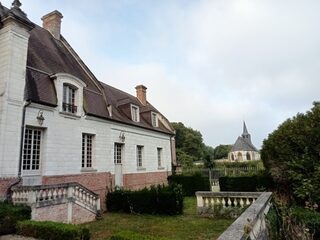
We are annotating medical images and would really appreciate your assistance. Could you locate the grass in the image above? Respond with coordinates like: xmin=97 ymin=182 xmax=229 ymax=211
xmin=84 ymin=197 xmax=233 ymax=240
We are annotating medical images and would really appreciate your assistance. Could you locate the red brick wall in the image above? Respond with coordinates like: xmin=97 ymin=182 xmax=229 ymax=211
xmin=72 ymin=204 xmax=96 ymax=224
xmin=123 ymin=171 xmax=169 ymax=190
xmin=0 ymin=177 xmax=19 ymax=200
xmin=42 ymin=172 xmax=113 ymax=210
xmin=32 ymin=203 xmax=68 ymax=223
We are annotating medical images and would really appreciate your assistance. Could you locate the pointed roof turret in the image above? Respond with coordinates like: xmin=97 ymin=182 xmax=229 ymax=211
xmin=243 ymin=121 xmax=248 ymax=135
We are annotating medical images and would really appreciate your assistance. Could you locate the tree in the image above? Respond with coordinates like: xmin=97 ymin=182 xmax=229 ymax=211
xmin=214 ymin=144 xmax=232 ymax=160
xmin=261 ymin=102 xmax=320 ymax=206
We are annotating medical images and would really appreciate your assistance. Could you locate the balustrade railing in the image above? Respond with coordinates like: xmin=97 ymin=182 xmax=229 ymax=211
xmin=12 ymin=182 xmax=100 ymax=213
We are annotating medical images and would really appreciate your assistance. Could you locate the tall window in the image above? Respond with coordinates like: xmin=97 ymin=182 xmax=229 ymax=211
xmin=23 ymin=128 xmax=42 ymax=170
xmin=114 ymin=143 xmax=123 ymax=164
xmin=82 ymin=134 xmax=93 ymax=168
xmin=136 ymin=145 xmax=143 ymax=167
xmin=63 ymin=84 xmax=77 ymax=113
xmin=151 ymin=112 xmax=158 ymax=127
xmin=131 ymin=105 xmax=139 ymax=122
xmin=157 ymin=148 xmax=162 ymax=167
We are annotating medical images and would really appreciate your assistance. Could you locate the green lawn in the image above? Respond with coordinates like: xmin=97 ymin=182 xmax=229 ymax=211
xmin=84 ymin=197 xmax=233 ymax=240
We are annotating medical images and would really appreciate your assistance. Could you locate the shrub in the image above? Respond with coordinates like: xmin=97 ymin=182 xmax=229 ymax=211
xmin=17 ymin=220 xmax=90 ymax=240
xmin=107 ymin=185 xmax=183 ymax=215
xmin=219 ymin=174 xmax=273 ymax=192
xmin=167 ymin=173 xmax=210 ymax=196
xmin=109 ymin=231 xmax=166 ymax=240
xmin=0 ymin=202 xmax=31 ymax=235
xmin=261 ymin=102 xmax=320 ymax=205
xmin=290 ymin=206 xmax=320 ymax=239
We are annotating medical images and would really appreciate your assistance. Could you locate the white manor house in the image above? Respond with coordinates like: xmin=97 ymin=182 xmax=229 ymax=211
xmin=0 ymin=0 xmax=176 ymax=219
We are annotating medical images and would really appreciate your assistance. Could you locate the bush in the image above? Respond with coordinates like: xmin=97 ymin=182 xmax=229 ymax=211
xmin=261 ymin=102 xmax=320 ymax=205
xmin=109 ymin=231 xmax=166 ymax=240
xmin=167 ymin=173 xmax=210 ymax=196
xmin=106 ymin=185 xmax=183 ymax=215
xmin=290 ymin=207 xmax=320 ymax=239
xmin=219 ymin=174 xmax=273 ymax=192
xmin=0 ymin=202 xmax=31 ymax=235
xmin=17 ymin=220 xmax=90 ymax=240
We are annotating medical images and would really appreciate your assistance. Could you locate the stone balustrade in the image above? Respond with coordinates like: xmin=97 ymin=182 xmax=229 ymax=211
xmin=196 ymin=191 xmax=261 ymax=213
xmin=12 ymin=182 xmax=100 ymax=213
xmin=196 ymin=191 xmax=272 ymax=240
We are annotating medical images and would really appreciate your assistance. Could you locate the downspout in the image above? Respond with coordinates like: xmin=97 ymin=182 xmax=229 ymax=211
xmin=6 ymin=100 xmax=31 ymax=201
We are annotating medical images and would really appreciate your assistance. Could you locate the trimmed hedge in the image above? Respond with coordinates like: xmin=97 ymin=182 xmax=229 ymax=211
xmin=17 ymin=220 xmax=90 ymax=240
xmin=0 ymin=202 xmax=31 ymax=235
xmin=109 ymin=231 xmax=166 ymax=240
xmin=167 ymin=173 xmax=210 ymax=196
xmin=107 ymin=185 xmax=183 ymax=215
xmin=219 ymin=174 xmax=274 ymax=192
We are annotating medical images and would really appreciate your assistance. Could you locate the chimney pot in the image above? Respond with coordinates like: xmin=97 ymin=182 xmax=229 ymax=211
xmin=41 ymin=10 xmax=63 ymax=40
xmin=135 ymin=85 xmax=147 ymax=106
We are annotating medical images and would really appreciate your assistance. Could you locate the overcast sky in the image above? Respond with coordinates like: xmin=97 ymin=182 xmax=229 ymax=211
xmin=3 ymin=0 xmax=320 ymax=148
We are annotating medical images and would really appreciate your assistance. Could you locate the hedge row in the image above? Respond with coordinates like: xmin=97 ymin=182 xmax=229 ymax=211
xmin=17 ymin=220 xmax=90 ymax=240
xmin=0 ymin=202 xmax=31 ymax=235
xmin=107 ymin=185 xmax=183 ymax=215
xmin=109 ymin=231 xmax=165 ymax=240
xmin=167 ymin=173 xmax=210 ymax=196
xmin=219 ymin=174 xmax=274 ymax=192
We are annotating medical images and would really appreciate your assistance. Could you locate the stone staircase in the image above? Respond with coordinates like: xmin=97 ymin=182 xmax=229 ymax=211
xmin=12 ymin=182 xmax=101 ymax=224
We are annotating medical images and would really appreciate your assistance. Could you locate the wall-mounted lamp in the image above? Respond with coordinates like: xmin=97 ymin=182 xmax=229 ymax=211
xmin=119 ymin=131 xmax=125 ymax=142
xmin=37 ymin=110 xmax=45 ymax=126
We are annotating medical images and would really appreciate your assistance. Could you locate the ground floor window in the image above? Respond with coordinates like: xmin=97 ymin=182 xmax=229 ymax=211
xmin=136 ymin=145 xmax=143 ymax=167
xmin=82 ymin=134 xmax=94 ymax=168
xmin=157 ymin=147 xmax=162 ymax=167
xmin=114 ymin=143 xmax=123 ymax=164
xmin=23 ymin=128 xmax=42 ymax=170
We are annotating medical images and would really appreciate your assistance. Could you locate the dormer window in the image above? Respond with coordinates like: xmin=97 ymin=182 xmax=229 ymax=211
xmin=131 ymin=105 xmax=140 ymax=122
xmin=151 ymin=112 xmax=158 ymax=127
xmin=63 ymin=84 xmax=77 ymax=114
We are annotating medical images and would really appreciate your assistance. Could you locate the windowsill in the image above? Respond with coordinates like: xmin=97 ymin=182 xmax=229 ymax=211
xmin=81 ymin=168 xmax=97 ymax=173
xmin=137 ymin=167 xmax=146 ymax=171
xmin=157 ymin=167 xmax=165 ymax=170
xmin=59 ymin=111 xmax=81 ymax=119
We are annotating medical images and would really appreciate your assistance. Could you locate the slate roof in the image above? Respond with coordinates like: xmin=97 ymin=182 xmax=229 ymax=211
xmin=231 ymin=136 xmax=258 ymax=152
xmin=0 ymin=3 xmax=174 ymax=135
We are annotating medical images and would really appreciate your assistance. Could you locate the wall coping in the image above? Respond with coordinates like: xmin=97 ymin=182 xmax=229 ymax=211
xmin=217 ymin=192 xmax=272 ymax=240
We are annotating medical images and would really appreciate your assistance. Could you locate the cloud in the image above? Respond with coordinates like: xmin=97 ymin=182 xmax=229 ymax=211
xmin=2 ymin=0 xmax=320 ymax=148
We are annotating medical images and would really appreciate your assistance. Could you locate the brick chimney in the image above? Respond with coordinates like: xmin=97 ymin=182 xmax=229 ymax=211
xmin=41 ymin=10 xmax=63 ymax=40
xmin=135 ymin=85 xmax=147 ymax=106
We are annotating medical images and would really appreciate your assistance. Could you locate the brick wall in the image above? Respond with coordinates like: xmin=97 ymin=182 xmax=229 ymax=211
xmin=123 ymin=171 xmax=169 ymax=190
xmin=42 ymin=172 xmax=112 ymax=210
xmin=32 ymin=202 xmax=96 ymax=224
xmin=0 ymin=177 xmax=19 ymax=200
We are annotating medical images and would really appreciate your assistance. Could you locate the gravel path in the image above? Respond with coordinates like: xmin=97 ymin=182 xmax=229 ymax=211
xmin=0 ymin=235 xmax=38 ymax=240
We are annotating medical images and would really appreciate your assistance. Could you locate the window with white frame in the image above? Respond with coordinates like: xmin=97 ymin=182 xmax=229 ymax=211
xmin=23 ymin=128 xmax=42 ymax=170
xmin=63 ymin=84 xmax=77 ymax=113
xmin=114 ymin=143 xmax=123 ymax=164
xmin=131 ymin=105 xmax=139 ymax=122
xmin=151 ymin=112 xmax=158 ymax=127
xmin=157 ymin=147 xmax=162 ymax=167
xmin=136 ymin=145 xmax=143 ymax=167
xmin=82 ymin=134 xmax=94 ymax=168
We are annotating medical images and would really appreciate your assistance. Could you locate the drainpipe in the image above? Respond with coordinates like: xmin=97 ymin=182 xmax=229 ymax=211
xmin=6 ymin=100 xmax=31 ymax=201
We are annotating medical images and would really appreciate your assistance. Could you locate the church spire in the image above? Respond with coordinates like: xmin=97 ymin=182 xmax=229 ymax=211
xmin=241 ymin=121 xmax=252 ymax=144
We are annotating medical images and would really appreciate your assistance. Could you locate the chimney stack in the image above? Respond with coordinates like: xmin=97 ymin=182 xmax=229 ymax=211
xmin=41 ymin=10 xmax=63 ymax=40
xmin=135 ymin=85 xmax=147 ymax=106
